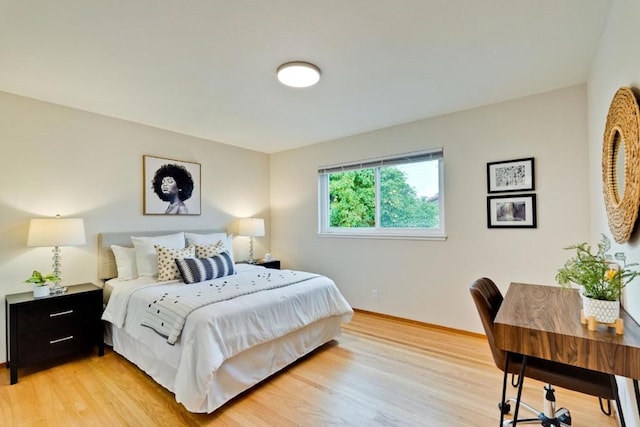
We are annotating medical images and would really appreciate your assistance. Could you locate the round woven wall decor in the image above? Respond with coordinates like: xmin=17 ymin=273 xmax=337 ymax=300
xmin=602 ymin=87 xmax=640 ymax=243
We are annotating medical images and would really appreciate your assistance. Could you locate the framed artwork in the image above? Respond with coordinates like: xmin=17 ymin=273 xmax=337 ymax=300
xmin=487 ymin=157 xmax=535 ymax=193
xmin=143 ymin=155 xmax=201 ymax=215
xmin=487 ymin=194 xmax=537 ymax=228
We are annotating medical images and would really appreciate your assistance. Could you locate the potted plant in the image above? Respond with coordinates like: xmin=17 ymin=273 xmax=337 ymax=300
xmin=24 ymin=270 xmax=59 ymax=298
xmin=556 ymin=234 xmax=640 ymax=323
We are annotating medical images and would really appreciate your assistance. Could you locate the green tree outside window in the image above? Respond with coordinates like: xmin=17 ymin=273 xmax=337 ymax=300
xmin=329 ymin=165 xmax=439 ymax=229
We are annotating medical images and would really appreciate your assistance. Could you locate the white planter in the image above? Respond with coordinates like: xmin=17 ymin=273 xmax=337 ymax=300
xmin=33 ymin=285 xmax=50 ymax=298
xmin=581 ymin=294 xmax=620 ymax=323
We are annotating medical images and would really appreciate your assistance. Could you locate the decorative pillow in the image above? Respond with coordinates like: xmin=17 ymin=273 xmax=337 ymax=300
xmin=175 ymin=251 xmax=235 ymax=284
xmin=194 ymin=241 xmax=225 ymax=258
xmin=185 ymin=232 xmax=235 ymax=263
xmin=111 ymin=245 xmax=138 ymax=280
xmin=131 ymin=232 xmax=185 ymax=277
xmin=155 ymin=244 xmax=196 ymax=281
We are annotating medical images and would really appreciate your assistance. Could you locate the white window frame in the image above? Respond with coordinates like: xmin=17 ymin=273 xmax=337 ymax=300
xmin=318 ymin=149 xmax=446 ymax=240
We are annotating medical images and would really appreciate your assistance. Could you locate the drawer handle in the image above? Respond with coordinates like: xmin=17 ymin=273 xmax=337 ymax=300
xmin=49 ymin=310 xmax=74 ymax=318
xmin=50 ymin=336 xmax=74 ymax=344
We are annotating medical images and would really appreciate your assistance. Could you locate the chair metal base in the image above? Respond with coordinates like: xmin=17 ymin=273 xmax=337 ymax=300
xmin=501 ymin=356 xmax=572 ymax=426
xmin=501 ymin=397 xmax=571 ymax=426
xmin=499 ymin=354 xmax=623 ymax=427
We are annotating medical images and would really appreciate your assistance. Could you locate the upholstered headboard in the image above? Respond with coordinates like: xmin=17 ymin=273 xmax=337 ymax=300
xmin=98 ymin=229 xmax=223 ymax=280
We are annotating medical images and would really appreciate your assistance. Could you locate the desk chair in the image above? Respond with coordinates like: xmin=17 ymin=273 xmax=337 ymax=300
xmin=470 ymin=277 xmax=625 ymax=426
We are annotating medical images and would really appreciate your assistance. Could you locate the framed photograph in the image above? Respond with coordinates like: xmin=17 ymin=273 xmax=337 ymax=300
xmin=143 ymin=155 xmax=201 ymax=215
xmin=487 ymin=157 xmax=535 ymax=193
xmin=487 ymin=194 xmax=537 ymax=228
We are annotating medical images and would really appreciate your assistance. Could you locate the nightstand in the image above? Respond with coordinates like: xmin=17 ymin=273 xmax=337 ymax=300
xmin=5 ymin=283 xmax=104 ymax=384
xmin=256 ymin=259 xmax=281 ymax=270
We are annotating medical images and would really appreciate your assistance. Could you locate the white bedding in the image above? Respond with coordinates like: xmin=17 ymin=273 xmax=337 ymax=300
xmin=102 ymin=264 xmax=353 ymax=412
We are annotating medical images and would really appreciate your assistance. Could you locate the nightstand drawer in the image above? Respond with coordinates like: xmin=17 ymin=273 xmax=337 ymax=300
xmin=256 ymin=260 xmax=280 ymax=269
xmin=16 ymin=293 xmax=101 ymax=335
xmin=18 ymin=327 xmax=96 ymax=365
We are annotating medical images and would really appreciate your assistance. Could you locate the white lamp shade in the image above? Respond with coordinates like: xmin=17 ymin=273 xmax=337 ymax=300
xmin=27 ymin=218 xmax=86 ymax=247
xmin=238 ymin=218 xmax=265 ymax=237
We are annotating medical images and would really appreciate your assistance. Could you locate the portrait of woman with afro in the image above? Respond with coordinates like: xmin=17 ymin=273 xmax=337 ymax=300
xmin=151 ymin=163 xmax=195 ymax=214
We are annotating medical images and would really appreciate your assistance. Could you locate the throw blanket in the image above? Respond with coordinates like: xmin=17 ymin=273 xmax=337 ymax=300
xmin=140 ymin=269 xmax=319 ymax=344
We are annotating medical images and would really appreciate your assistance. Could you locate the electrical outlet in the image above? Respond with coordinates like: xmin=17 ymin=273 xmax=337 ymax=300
xmin=371 ymin=289 xmax=379 ymax=300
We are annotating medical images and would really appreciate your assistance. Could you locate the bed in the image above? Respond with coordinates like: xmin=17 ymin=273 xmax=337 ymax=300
xmin=98 ymin=230 xmax=353 ymax=413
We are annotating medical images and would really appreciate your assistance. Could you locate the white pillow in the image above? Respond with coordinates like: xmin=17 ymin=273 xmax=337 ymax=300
xmin=185 ymin=232 xmax=235 ymax=262
xmin=111 ymin=245 xmax=138 ymax=280
xmin=131 ymin=232 xmax=185 ymax=277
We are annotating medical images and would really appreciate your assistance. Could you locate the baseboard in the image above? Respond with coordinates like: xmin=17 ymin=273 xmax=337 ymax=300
xmin=353 ymin=308 xmax=485 ymax=339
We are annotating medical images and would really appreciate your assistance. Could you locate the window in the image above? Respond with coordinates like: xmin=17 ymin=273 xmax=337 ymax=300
xmin=318 ymin=149 xmax=445 ymax=238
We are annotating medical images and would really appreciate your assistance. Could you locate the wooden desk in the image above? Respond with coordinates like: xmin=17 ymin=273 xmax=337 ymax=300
xmin=494 ymin=282 xmax=640 ymax=379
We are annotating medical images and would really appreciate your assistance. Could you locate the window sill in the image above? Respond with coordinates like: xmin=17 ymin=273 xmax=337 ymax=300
xmin=317 ymin=232 xmax=447 ymax=241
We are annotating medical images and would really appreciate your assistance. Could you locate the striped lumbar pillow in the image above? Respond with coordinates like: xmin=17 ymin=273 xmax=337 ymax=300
xmin=175 ymin=251 xmax=235 ymax=284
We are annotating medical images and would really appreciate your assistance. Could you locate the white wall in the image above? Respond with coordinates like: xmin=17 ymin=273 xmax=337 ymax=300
xmin=0 ymin=90 xmax=271 ymax=362
xmin=588 ymin=0 xmax=640 ymax=423
xmin=270 ymin=85 xmax=590 ymax=333
xmin=588 ymin=0 xmax=640 ymax=317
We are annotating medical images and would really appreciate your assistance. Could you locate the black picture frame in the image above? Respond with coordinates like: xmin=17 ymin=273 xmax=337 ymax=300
xmin=487 ymin=194 xmax=537 ymax=228
xmin=487 ymin=157 xmax=535 ymax=193
xmin=143 ymin=155 xmax=201 ymax=215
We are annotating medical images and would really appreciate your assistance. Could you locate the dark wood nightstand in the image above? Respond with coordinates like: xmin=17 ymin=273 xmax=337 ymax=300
xmin=255 ymin=259 xmax=281 ymax=270
xmin=5 ymin=283 xmax=104 ymax=384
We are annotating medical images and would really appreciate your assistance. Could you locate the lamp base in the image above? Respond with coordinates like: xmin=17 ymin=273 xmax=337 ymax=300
xmin=248 ymin=237 xmax=257 ymax=265
xmin=50 ymin=284 xmax=67 ymax=295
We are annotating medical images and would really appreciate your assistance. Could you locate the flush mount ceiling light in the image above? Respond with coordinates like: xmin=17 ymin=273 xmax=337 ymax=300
xmin=276 ymin=61 xmax=321 ymax=88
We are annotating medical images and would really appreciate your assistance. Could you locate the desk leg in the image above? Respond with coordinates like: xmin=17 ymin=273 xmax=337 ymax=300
xmin=634 ymin=379 xmax=640 ymax=424
xmin=500 ymin=356 xmax=510 ymax=427
xmin=512 ymin=355 xmax=528 ymax=427
xmin=612 ymin=376 xmax=626 ymax=427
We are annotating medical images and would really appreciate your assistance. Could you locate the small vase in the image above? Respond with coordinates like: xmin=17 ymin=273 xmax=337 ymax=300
xmin=33 ymin=285 xmax=50 ymax=298
xmin=581 ymin=294 xmax=620 ymax=323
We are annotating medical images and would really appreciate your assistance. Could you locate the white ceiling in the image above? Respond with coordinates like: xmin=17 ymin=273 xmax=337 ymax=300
xmin=0 ymin=1 xmax=611 ymax=153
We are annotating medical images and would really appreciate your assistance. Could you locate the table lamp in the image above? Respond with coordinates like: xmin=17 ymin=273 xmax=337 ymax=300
xmin=27 ymin=215 xmax=86 ymax=294
xmin=238 ymin=218 xmax=265 ymax=263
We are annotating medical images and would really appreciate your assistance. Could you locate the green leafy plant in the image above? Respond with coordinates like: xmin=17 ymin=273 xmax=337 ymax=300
xmin=556 ymin=234 xmax=640 ymax=301
xmin=24 ymin=270 xmax=59 ymax=286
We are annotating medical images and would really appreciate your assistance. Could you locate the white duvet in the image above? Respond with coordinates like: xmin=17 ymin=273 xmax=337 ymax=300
xmin=102 ymin=265 xmax=353 ymax=412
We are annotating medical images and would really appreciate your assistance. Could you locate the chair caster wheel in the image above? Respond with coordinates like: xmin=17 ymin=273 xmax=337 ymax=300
xmin=557 ymin=408 xmax=571 ymax=425
xmin=499 ymin=402 xmax=511 ymax=414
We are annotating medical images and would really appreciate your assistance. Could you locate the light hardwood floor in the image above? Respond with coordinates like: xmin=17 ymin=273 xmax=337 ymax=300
xmin=0 ymin=311 xmax=620 ymax=426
